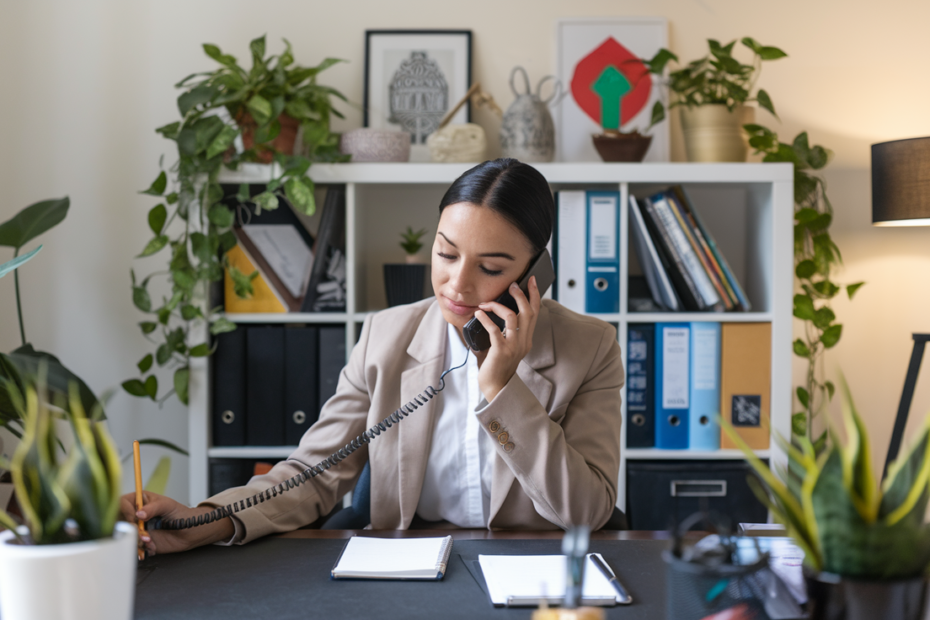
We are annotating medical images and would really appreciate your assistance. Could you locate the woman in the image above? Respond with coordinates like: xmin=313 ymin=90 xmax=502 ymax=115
xmin=123 ymin=158 xmax=625 ymax=555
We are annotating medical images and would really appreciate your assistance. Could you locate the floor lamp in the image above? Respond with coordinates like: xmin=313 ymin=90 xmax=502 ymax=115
xmin=871 ymin=136 xmax=930 ymax=478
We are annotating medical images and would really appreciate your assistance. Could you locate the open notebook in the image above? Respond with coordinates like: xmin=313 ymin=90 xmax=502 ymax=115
xmin=331 ymin=536 xmax=454 ymax=580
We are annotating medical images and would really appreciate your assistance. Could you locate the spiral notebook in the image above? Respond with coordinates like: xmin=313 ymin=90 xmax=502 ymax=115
xmin=331 ymin=536 xmax=454 ymax=580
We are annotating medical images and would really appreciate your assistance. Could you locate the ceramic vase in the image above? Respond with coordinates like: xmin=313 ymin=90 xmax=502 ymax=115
xmin=680 ymin=104 xmax=755 ymax=162
xmin=0 ymin=521 xmax=137 ymax=620
xmin=499 ymin=66 xmax=560 ymax=163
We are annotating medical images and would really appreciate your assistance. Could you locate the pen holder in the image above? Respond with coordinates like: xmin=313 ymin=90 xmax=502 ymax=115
xmin=663 ymin=512 xmax=771 ymax=620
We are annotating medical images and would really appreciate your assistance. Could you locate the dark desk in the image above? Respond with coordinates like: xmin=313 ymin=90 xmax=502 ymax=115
xmin=134 ymin=530 xmax=685 ymax=620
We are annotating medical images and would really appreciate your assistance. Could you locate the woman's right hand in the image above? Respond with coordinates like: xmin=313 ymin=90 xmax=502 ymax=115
xmin=119 ymin=491 xmax=235 ymax=556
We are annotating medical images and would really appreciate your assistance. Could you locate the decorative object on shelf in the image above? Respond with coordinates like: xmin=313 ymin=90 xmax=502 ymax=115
xmin=426 ymin=82 xmax=498 ymax=163
xmin=645 ymin=37 xmax=786 ymax=162
xmin=0 ymin=381 xmax=136 ymax=620
xmin=126 ymin=35 xmax=348 ymax=405
xmin=500 ymin=67 xmax=562 ymax=163
xmin=723 ymin=379 xmax=930 ymax=620
xmin=557 ymin=18 xmax=669 ymax=163
xmin=744 ymin=125 xmax=864 ymax=449
xmin=364 ymin=30 xmax=472 ymax=163
xmin=384 ymin=226 xmax=429 ymax=307
xmin=339 ymin=128 xmax=411 ymax=162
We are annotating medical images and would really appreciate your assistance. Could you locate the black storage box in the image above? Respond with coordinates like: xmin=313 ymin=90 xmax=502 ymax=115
xmin=626 ymin=459 xmax=769 ymax=531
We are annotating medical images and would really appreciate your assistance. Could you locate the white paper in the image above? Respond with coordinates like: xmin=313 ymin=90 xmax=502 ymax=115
xmin=333 ymin=536 xmax=451 ymax=578
xmin=662 ymin=326 xmax=690 ymax=409
xmin=241 ymin=225 xmax=313 ymax=298
xmin=478 ymin=554 xmax=620 ymax=606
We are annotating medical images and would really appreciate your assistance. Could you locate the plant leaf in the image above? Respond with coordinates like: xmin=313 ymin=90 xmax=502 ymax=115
xmin=756 ymin=89 xmax=777 ymax=118
xmin=148 ymin=204 xmax=167 ymax=236
xmin=133 ymin=286 xmax=152 ymax=312
xmin=122 ymin=379 xmax=147 ymax=397
xmin=793 ymin=294 xmax=815 ymax=321
xmin=139 ymin=321 xmax=157 ymax=334
xmin=793 ymin=338 xmax=812 ymax=357
xmin=6 ymin=344 xmax=105 ymax=420
xmin=252 ymin=191 xmax=279 ymax=213
xmin=144 ymin=375 xmax=158 ymax=400
xmin=0 ymin=245 xmax=42 ymax=280
xmin=0 ymin=197 xmax=69 ymax=250
xmin=141 ymin=172 xmax=167 ymax=197
xmin=847 ymin=282 xmax=865 ymax=299
xmin=174 ymin=367 xmax=190 ymax=405
xmin=284 ymin=177 xmax=315 ymax=215
xmin=137 ymin=354 xmax=153 ymax=374
xmin=206 ymin=124 xmax=239 ymax=160
xmin=137 ymin=235 xmax=169 ymax=258
xmin=821 ymin=324 xmax=842 ymax=348
xmin=210 ymin=317 xmax=237 ymax=335
xmin=136 ymin=438 xmax=189 ymax=456
xmin=143 ymin=456 xmax=172 ymax=495
xmin=246 ymin=94 xmax=273 ymax=126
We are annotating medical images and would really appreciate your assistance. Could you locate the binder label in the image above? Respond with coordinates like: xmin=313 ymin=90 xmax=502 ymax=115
xmin=732 ymin=395 xmax=762 ymax=426
xmin=693 ymin=328 xmax=718 ymax=390
xmin=588 ymin=196 xmax=617 ymax=260
xmin=661 ymin=327 xmax=690 ymax=409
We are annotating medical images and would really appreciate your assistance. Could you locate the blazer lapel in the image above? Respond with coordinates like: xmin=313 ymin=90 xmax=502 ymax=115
xmin=396 ymin=302 xmax=447 ymax=528
xmin=488 ymin=302 xmax=556 ymax=525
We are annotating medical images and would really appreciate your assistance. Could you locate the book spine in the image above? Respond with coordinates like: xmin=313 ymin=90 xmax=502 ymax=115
xmin=650 ymin=194 xmax=721 ymax=310
xmin=641 ymin=197 xmax=704 ymax=311
xmin=672 ymin=185 xmax=752 ymax=311
xmin=665 ymin=191 xmax=731 ymax=311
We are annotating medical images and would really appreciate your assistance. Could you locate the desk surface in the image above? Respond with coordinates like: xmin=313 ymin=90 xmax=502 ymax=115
xmin=135 ymin=530 xmax=682 ymax=620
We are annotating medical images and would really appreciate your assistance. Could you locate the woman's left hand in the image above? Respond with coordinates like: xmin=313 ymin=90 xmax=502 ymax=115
xmin=473 ymin=275 xmax=541 ymax=402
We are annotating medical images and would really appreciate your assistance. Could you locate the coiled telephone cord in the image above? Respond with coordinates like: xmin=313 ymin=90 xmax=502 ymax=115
xmin=149 ymin=351 xmax=469 ymax=531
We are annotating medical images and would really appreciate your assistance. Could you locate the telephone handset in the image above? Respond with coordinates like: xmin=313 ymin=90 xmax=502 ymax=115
xmin=462 ymin=248 xmax=556 ymax=352
xmin=149 ymin=353 xmax=471 ymax=532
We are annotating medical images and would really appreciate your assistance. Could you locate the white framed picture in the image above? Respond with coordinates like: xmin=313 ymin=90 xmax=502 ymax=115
xmin=556 ymin=17 xmax=669 ymax=162
xmin=364 ymin=30 xmax=472 ymax=162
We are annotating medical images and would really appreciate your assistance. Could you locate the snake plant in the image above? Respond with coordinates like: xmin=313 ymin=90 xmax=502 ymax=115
xmin=723 ymin=379 xmax=930 ymax=579
xmin=0 ymin=381 xmax=121 ymax=545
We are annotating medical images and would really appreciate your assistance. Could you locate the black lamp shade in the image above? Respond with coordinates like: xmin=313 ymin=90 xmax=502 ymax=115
xmin=872 ymin=136 xmax=930 ymax=226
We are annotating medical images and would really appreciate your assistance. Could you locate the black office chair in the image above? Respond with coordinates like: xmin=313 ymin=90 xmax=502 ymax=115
xmin=320 ymin=461 xmax=629 ymax=530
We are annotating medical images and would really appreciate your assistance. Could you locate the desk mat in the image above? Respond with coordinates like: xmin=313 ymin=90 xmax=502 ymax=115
xmin=134 ymin=538 xmax=670 ymax=620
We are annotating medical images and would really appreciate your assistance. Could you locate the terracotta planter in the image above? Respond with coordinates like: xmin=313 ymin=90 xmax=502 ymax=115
xmin=805 ymin=571 xmax=929 ymax=620
xmin=680 ymin=104 xmax=755 ymax=162
xmin=236 ymin=111 xmax=300 ymax=163
xmin=0 ymin=521 xmax=137 ymax=620
xmin=592 ymin=131 xmax=652 ymax=162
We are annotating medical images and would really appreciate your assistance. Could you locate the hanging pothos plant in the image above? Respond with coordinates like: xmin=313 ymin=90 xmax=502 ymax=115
xmin=123 ymin=35 xmax=348 ymax=405
xmin=744 ymin=125 xmax=865 ymax=451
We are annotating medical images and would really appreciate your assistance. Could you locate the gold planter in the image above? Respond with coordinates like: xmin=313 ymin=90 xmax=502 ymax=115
xmin=680 ymin=104 xmax=754 ymax=162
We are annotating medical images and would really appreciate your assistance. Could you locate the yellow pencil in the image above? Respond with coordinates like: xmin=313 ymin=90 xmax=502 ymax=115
xmin=133 ymin=440 xmax=146 ymax=561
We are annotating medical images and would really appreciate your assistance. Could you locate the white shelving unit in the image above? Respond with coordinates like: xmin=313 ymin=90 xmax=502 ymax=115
xmin=187 ymin=162 xmax=793 ymax=511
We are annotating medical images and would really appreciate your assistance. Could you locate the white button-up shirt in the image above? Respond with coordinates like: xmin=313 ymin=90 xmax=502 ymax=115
xmin=415 ymin=323 xmax=496 ymax=527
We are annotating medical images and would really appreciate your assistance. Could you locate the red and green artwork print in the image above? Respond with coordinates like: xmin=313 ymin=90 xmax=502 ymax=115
xmin=570 ymin=37 xmax=652 ymax=131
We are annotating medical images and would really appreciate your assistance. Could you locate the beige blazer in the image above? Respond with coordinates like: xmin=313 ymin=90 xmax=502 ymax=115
xmin=205 ymin=298 xmax=625 ymax=543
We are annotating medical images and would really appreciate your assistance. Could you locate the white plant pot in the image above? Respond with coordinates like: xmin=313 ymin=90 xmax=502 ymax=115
xmin=0 ymin=521 xmax=137 ymax=620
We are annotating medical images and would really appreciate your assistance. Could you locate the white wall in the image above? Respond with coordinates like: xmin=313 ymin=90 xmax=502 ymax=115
xmin=1 ymin=0 xmax=929 ymax=498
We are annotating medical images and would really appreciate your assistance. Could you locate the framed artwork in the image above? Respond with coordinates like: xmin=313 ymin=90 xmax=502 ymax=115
xmin=556 ymin=18 xmax=669 ymax=162
xmin=364 ymin=30 xmax=472 ymax=162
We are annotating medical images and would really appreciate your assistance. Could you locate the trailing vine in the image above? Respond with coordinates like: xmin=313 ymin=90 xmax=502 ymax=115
xmin=745 ymin=125 xmax=865 ymax=450
xmin=123 ymin=35 xmax=347 ymax=405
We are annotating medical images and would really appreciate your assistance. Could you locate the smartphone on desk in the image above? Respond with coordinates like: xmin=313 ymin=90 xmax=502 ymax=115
xmin=462 ymin=248 xmax=555 ymax=352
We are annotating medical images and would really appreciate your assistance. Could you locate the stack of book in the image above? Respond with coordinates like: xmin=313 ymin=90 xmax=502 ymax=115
xmin=629 ymin=185 xmax=749 ymax=312
xmin=626 ymin=322 xmax=771 ymax=451
xmin=223 ymin=186 xmax=347 ymax=314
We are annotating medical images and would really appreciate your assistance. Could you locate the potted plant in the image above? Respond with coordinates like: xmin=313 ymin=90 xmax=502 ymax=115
xmin=645 ymin=38 xmax=786 ymax=162
xmin=125 ymin=35 xmax=349 ymax=406
xmin=589 ymin=62 xmax=655 ymax=163
xmin=383 ymin=227 xmax=429 ymax=307
xmin=0 ymin=381 xmax=135 ymax=620
xmin=743 ymin=125 xmax=864 ymax=450
xmin=724 ymin=380 xmax=930 ymax=620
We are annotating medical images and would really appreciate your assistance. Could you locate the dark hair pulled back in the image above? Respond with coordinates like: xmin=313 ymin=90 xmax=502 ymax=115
xmin=438 ymin=158 xmax=554 ymax=254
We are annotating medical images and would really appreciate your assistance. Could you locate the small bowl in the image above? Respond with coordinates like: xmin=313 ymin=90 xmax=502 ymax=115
xmin=340 ymin=129 xmax=411 ymax=163
xmin=592 ymin=131 xmax=653 ymax=162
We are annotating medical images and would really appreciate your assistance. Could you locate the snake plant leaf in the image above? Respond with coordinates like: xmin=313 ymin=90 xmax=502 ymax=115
xmin=881 ymin=417 xmax=930 ymax=526
xmin=839 ymin=377 xmax=878 ymax=522
xmin=0 ymin=244 xmax=42 ymax=280
xmin=12 ymin=387 xmax=71 ymax=543
xmin=4 ymin=344 xmax=104 ymax=421
xmin=144 ymin=456 xmax=171 ymax=496
xmin=0 ymin=198 xmax=69 ymax=251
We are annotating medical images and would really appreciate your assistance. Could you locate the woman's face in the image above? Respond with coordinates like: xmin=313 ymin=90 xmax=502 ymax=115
xmin=431 ymin=202 xmax=536 ymax=330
